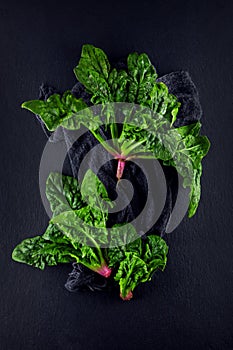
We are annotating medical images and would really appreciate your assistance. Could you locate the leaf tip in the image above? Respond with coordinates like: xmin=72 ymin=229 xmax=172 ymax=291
xmin=21 ymin=102 xmax=27 ymax=109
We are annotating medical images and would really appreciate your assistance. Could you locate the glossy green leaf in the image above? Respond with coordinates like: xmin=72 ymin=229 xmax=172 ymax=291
xmin=74 ymin=44 xmax=111 ymax=103
xmin=127 ymin=52 xmax=157 ymax=104
xmin=108 ymin=234 xmax=168 ymax=299
xmin=22 ymin=91 xmax=87 ymax=131
xmin=46 ymin=172 xmax=84 ymax=216
xmin=12 ymin=234 xmax=75 ymax=270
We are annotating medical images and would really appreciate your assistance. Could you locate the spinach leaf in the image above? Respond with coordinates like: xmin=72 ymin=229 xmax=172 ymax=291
xmin=51 ymin=208 xmax=109 ymax=246
xmin=47 ymin=170 xmax=112 ymax=269
xmin=13 ymin=170 xmax=113 ymax=277
xmin=107 ymin=224 xmax=142 ymax=268
xmin=12 ymin=218 xmax=111 ymax=276
xmin=115 ymin=253 xmax=148 ymax=300
xmin=143 ymin=235 xmax=168 ymax=276
xmin=81 ymin=169 xmax=112 ymax=210
xmin=176 ymin=121 xmax=201 ymax=138
xmin=46 ymin=172 xmax=85 ymax=216
xmin=178 ymin=135 xmax=210 ymax=169
xmin=188 ymin=163 xmax=202 ymax=218
xmin=108 ymin=233 xmax=168 ymax=300
xmin=46 ymin=170 xmax=112 ymax=227
xmin=46 ymin=169 xmax=109 ymax=244
xmin=74 ymin=44 xmax=111 ymax=104
xmin=107 ymin=68 xmax=129 ymax=102
xmin=22 ymin=91 xmax=87 ymax=131
xmin=120 ymin=118 xmax=210 ymax=217
xmin=173 ymin=122 xmax=210 ymax=216
xmin=127 ymin=52 xmax=157 ymax=104
xmin=12 ymin=225 xmax=77 ymax=270
xmin=75 ymin=44 xmax=110 ymax=82
xmin=112 ymin=235 xmax=168 ymax=300
xmin=42 ymin=223 xmax=74 ymax=245
xmin=12 ymin=224 xmax=109 ymax=275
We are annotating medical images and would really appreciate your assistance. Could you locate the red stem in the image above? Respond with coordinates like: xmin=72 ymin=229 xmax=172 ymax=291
xmin=95 ymin=265 xmax=112 ymax=278
xmin=120 ymin=291 xmax=133 ymax=301
xmin=116 ymin=158 xmax=126 ymax=180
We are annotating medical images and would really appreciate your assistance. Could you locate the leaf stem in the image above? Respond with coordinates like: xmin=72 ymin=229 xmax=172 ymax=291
xmin=90 ymin=129 xmax=118 ymax=156
xmin=69 ymin=253 xmax=110 ymax=277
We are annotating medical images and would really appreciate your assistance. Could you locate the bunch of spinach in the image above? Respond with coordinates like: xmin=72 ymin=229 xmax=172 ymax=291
xmin=13 ymin=171 xmax=112 ymax=277
xmin=22 ymin=44 xmax=210 ymax=217
xmin=14 ymin=44 xmax=210 ymax=300
xmin=13 ymin=170 xmax=168 ymax=299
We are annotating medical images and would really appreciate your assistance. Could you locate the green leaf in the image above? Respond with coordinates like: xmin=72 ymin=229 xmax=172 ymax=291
xmin=61 ymin=107 xmax=101 ymax=131
xmin=22 ymin=91 xmax=87 ymax=131
xmin=75 ymin=244 xmax=106 ymax=272
xmin=12 ymin=222 xmax=108 ymax=274
xmin=174 ymin=123 xmax=210 ymax=216
xmin=46 ymin=172 xmax=85 ymax=216
xmin=48 ymin=169 xmax=111 ymax=245
xmin=143 ymin=235 xmax=168 ymax=277
xmin=109 ymin=234 xmax=168 ymax=299
xmin=47 ymin=170 xmax=111 ymax=245
xmin=127 ymin=52 xmax=157 ymax=104
xmin=74 ymin=44 xmax=111 ymax=103
xmin=12 ymin=169 xmax=115 ymax=274
xmin=148 ymin=82 xmax=181 ymax=124
xmin=188 ymin=163 xmax=202 ymax=217
xmin=177 ymin=134 xmax=210 ymax=168
xmin=81 ymin=169 xmax=112 ymax=210
xmin=115 ymin=252 xmax=148 ymax=299
xmin=107 ymin=224 xmax=142 ymax=267
xmin=108 ymin=69 xmax=129 ymax=102
xmin=42 ymin=223 xmax=73 ymax=245
xmin=75 ymin=44 xmax=110 ymax=81
xmin=51 ymin=209 xmax=108 ymax=247
xmin=176 ymin=121 xmax=202 ymax=138
xmin=119 ymin=110 xmax=179 ymax=161
xmin=120 ymin=117 xmax=210 ymax=217
xmin=12 ymin=234 xmax=75 ymax=270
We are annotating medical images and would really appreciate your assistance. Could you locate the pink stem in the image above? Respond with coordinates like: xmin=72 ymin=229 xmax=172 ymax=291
xmin=120 ymin=291 xmax=133 ymax=301
xmin=116 ymin=159 xmax=126 ymax=180
xmin=95 ymin=265 xmax=112 ymax=278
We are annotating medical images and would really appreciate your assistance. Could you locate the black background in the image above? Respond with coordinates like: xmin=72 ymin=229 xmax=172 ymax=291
xmin=1 ymin=1 xmax=233 ymax=349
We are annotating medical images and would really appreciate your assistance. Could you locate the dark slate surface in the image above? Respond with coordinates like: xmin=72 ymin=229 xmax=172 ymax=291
xmin=0 ymin=1 xmax=233 ymax=349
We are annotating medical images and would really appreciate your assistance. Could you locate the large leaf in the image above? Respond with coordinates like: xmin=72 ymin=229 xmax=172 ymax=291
xmin=107 ymin=224 xmax=142 ymax=268
xmin=48 ymin=170 xmax=111 ymax=246
xmin=177 ymin=134 xmax=210 ymax=168
xmin=127 ymin=52 xmax=157 ymax=104
xmin=108 ymin=234 xmax=168 ymax=299
xmin=107 ymin=69 xmax=129 ymax=102
xmin=46 ymin=172 xmax=85 ymax=216
xmin=42 ymin=223 xmax=73 ymax=245
xmin=149 ymin=82 xmax=180 ymax=124
xmin=115 ymin=253 xmax=148 ymax=300
xmin=143 ymin=235 xmax=168 ymax=277
xmin=12 ymin=223 xmax=107 ymax=274
xmin=74 ymin=44 xmax=111 ymax=103
xmin=81 ymin=169 xmax=112 ymax=210
xmin=12 ymin=235 xmax=75 ymax=270
xmin=188 ymin=163 xmax=202 ymax=218
xmin=22 ymin=91 xmax=87 ymax=131
xmin=121 ymin=118 xmax=210 ymax=218
xmin=51 ymin=209 xmax=109 ymax=247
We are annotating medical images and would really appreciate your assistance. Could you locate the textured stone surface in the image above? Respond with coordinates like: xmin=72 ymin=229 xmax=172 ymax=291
xmin=1 ymin=1 xmax=233 ymax=349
